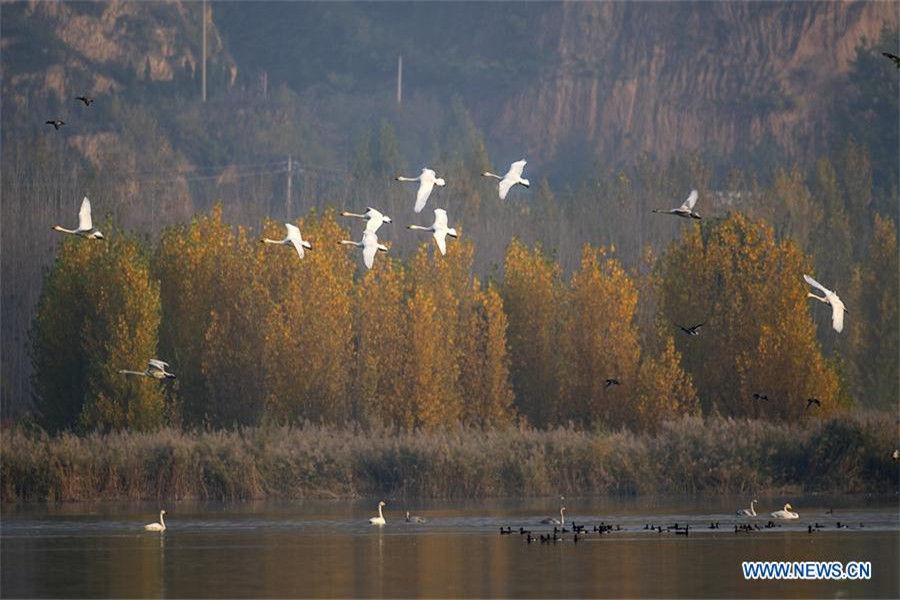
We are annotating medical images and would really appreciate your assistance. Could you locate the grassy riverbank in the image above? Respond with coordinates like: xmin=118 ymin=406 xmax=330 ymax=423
xmin=2 ymin=415 xmax=896 ymax=502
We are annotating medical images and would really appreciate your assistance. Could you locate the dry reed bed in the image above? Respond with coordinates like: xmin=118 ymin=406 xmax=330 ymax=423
xmin=1 ymin=415 xmax=895 ymax=502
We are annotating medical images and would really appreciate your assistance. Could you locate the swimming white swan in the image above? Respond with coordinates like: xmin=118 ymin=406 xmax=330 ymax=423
xmin=482 ymin=159 xmax=530 ymax=200
xmin=260 ymin=223 xmax=311 ymax=259
xmin=369 ymin=501 xmax=387 ymax=526
xmin=737 ymin=499 xmax=758 ymax=517
xmin=340 ymin=207 xmax=392 ymax=234
xmin=652 ymin=190 xmax=701 ymax=220
xmin=340 ymin=231 xmax=388 ymax=269
xmin=144 ymin=510 xmax=167 ymax=531
xmin=803 ymin=274 xmax=846 ymax=333
xmin=407 ymin=208 xmax=458 ymax=255
xmin=406 ymin=511 xmax=427 ymax=524
xmin=770 ymin=503 xmax=799 ymax=519
xmin=52 ymin=196 xmax=104 ymax=239
xmin=119 ymin=359 xmax=176 ymax=380
xmin=396 ymin=168 xmax=446 ymax=213
xmin=540 ymin=506 xmax=566 ymax=525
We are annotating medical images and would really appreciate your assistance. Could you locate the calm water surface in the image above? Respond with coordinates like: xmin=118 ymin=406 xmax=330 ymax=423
xmin=2 ymin=496 xmax=897 ymax=598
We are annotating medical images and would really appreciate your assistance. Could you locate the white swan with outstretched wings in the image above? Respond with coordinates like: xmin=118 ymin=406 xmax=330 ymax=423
xmin=652 ymin=190 xmax=701 ymax=219
xmin=483 ymin=159 xmax=530 ymax=200
xmin=52 ymin=197 xmax=104 ymax=239
xmin=407 ymin=208 xmax=458 ymax=255
xmin=803 ymin=274 xmax=846 ymax=333
xmin=396 ymin=168 xmax=446 ymax=213
xmin=261 ymin=223 xmax=312 ymax=258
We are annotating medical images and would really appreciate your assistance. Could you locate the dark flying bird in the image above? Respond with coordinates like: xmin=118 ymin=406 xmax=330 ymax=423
xmin=752 ymin=393 xmax=769 ymax=401
xmin=882 ymin=52 xmax=900 ymax=69
xmin=45 ymin=119 xmax=65 ymax=130
xmin=806 ymin=397 xmax=821 ymax=410
xmin=678 ymin=322 xmax=705 ymax=336
xmin=604 ymin=378 xmax=621 ymax=388
xmin=76 ymin=95 xmax=94 ymax=106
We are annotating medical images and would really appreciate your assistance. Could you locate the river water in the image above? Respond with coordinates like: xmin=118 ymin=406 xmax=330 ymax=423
xmin=2 ymin=495 xmax=897 ymax=598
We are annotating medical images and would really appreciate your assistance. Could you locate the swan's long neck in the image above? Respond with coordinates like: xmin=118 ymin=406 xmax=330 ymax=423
xmin=52 ymin=226 xmax=78 ymax=234
xmin=159 ymin=511 xmax=166 ymax=529
xmin=750 ymin=500 xmax=756 ymax=515
xmin=261 ymin=238 xmax=285 ymax=245
xmin=482 ymin=172 xmax=502 ymax=180
xmin=341 ymin=212 xmax=366 ymax=219
xmin=340 ymin=240 xmax=362 ymax=248
xmin=560 ymin=507 xmax=565 ymax=525
xmin=408 ymin=225 xmax=432 ymax=231
xmin=378 ymin=504 xmax=384 ymax=520
xmin=119 ymin=370 xmax=149 ymax=377
xmin=396 ymin=176 xmax=419 ymax=182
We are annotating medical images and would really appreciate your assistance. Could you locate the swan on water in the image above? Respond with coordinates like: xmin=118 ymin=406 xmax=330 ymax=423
xmin=340 ymin=207 xmax=392 ymax=234
xmin=803 ymin=274 xmax=846 ymax=333
xmin=396 ymin=168 xmax=445 ymax=213
xmin=482 ymin=159 xmax=530 ymax=200
xmin=737 ymin=499 xmax=758 ymax=517
xmin=260 ymin=223 xmax=312 ymax=259
xmin=119 ymin=359 xmax=176 ymax=380
xmin=340 ymin=230 xmax=388 ymax=269
xmin=144 ymin=510 xmax=167 ymax=531
xmin=370 ymin=501 xmax=387 ymax=526
xmin=406 ymin=511 xmax=427 ymax=524
xmin=407 ymin=209 xmax=458 ymax=255
xmin=540 ymin=506 xmax=566 ymax=525
xmin=652 ymin=190 xmax=701 ymax=220
xmin=770 ymin=503 xmax=799 ymax=519
xmin=52 ymin=197 xmax=104 ymax=239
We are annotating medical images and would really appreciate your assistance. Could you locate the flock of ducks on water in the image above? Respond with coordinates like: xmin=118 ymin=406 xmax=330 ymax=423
xmin=138 ymin=497 xmax=877 ymax=537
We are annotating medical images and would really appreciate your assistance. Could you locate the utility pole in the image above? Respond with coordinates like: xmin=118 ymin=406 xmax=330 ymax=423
xmin=202 ymin=0 xmax=207 ymax=103
xmin=286 ymin=154 xmax=293 ymax=220
xmin=397 ymin=55 xmax=402 ymax=105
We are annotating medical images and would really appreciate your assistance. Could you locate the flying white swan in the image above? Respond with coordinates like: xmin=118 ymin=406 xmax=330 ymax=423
xmin=369 ymin=501 xmax=387 ymax=526
xmin=260 ymin=223 xmax=312 ymax=259
xmin=406 ymin=511 xmax=427 ymax=524
xmin=540 ymin=506 xmax=566 ymax=525
xmin=652 ymin=190 xmax=701 ymax=220
xmin=340 ymin=207 xmax=392 ymax=234
xmin=407 ymin=208 xmax=458 ymax=255
xmin=119 ymin=359 xmax=176 ymax=380
xmin=396 ymin=168 xmax=446 ymax=213
xmin=340 ymin=230 xmax=388 ymax=269
xmin=52 ymin=196 xmax=104 ymax=239
xmin=737 ymin=499 xmax=758 ymax=517
xmin=482 ymin=159 xmax=530 ymax=200
xmin=144 ymin=510 xmax=167 ymax=531
xmin=803 ymin=274 xmax=846 ymax=333
xmin=770 ymin=503 xmax=798 ymax=519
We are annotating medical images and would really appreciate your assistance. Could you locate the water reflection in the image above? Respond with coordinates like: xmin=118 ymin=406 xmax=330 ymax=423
xmin=1 ymin=496 xmax=897 ymax=598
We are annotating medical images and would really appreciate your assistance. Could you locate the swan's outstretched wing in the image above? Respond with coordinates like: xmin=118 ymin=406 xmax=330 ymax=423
xmin=414 ymin=179 xmax=435 ymax=213
xmin=433 ymin=230 xmax=448 ymax=255
xmin=831 ymin=301 xmax=845 ymax=333
xmin=147 ymin=359 xmax=169 ymax=372
xmin=498 ymin=177 xmax=515 ymax=200
xmin=78 ymin=197 xmax=93 ymax=231
xmin=433 ymin=209 xmax=449 ymax=230
xmin=362 ymin=233 xmax=378 ymax=269
xmin=285 ymin=223 xmax=305 ymax=258
xmin=506 ymin=160 xmax=527 ymax=180
xmin=679 ymin=190 xmax=699 ymax=211
xmin=803 ymin=274 xmax=831 ymax=296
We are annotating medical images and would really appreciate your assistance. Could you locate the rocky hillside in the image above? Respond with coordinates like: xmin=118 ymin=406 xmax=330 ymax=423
xmin=495 ymin=1 xmax=897 ymax=169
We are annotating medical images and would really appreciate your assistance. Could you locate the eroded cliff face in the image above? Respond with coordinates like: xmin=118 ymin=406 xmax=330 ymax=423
xmin=494 ymin=1 xmax=898 ymax=167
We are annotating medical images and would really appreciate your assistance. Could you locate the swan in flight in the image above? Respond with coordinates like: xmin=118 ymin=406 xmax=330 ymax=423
xmin=678 ymin=322 xmax=705 ymax=336
xmin=369 ymin=501 xmax=387 ymax=526
xmin=340 ymin=207 xmax=392 ymax=233
xmin=737 ymin=499 xmax=758 ymax=517
xmin=770 ymin=503 xmax=798 ymax=519
xmin=396 ymin=168 xmax=445 ymax=213
xmin=803 ymin=274 xmax=846 ymax=333
xmin=482 ymin=159 xmax=530 ymax=200
xmin=144 ymin=510 xmax=167 ymax=531
xmin=652 ymin=190 xmax=701 ymax=219
xmin=406 ymin=511 xmax=427 ymax=524
xmin=260 ymin=223 xmax=312 ymax=259
xmin=52 ymin=197 xmax=104 ymax=239
xmin=540 ymin=506 xmax=566 ymax=525
xmin=407 ymin=209 xmax=458 ymax=255
xmin=119 ymin=359 xmax=176 ymax=380
xmin=340 ymin=231 xmax=388 ymax=269
xmin=45 ymin=119 xmax=65 ymax=130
